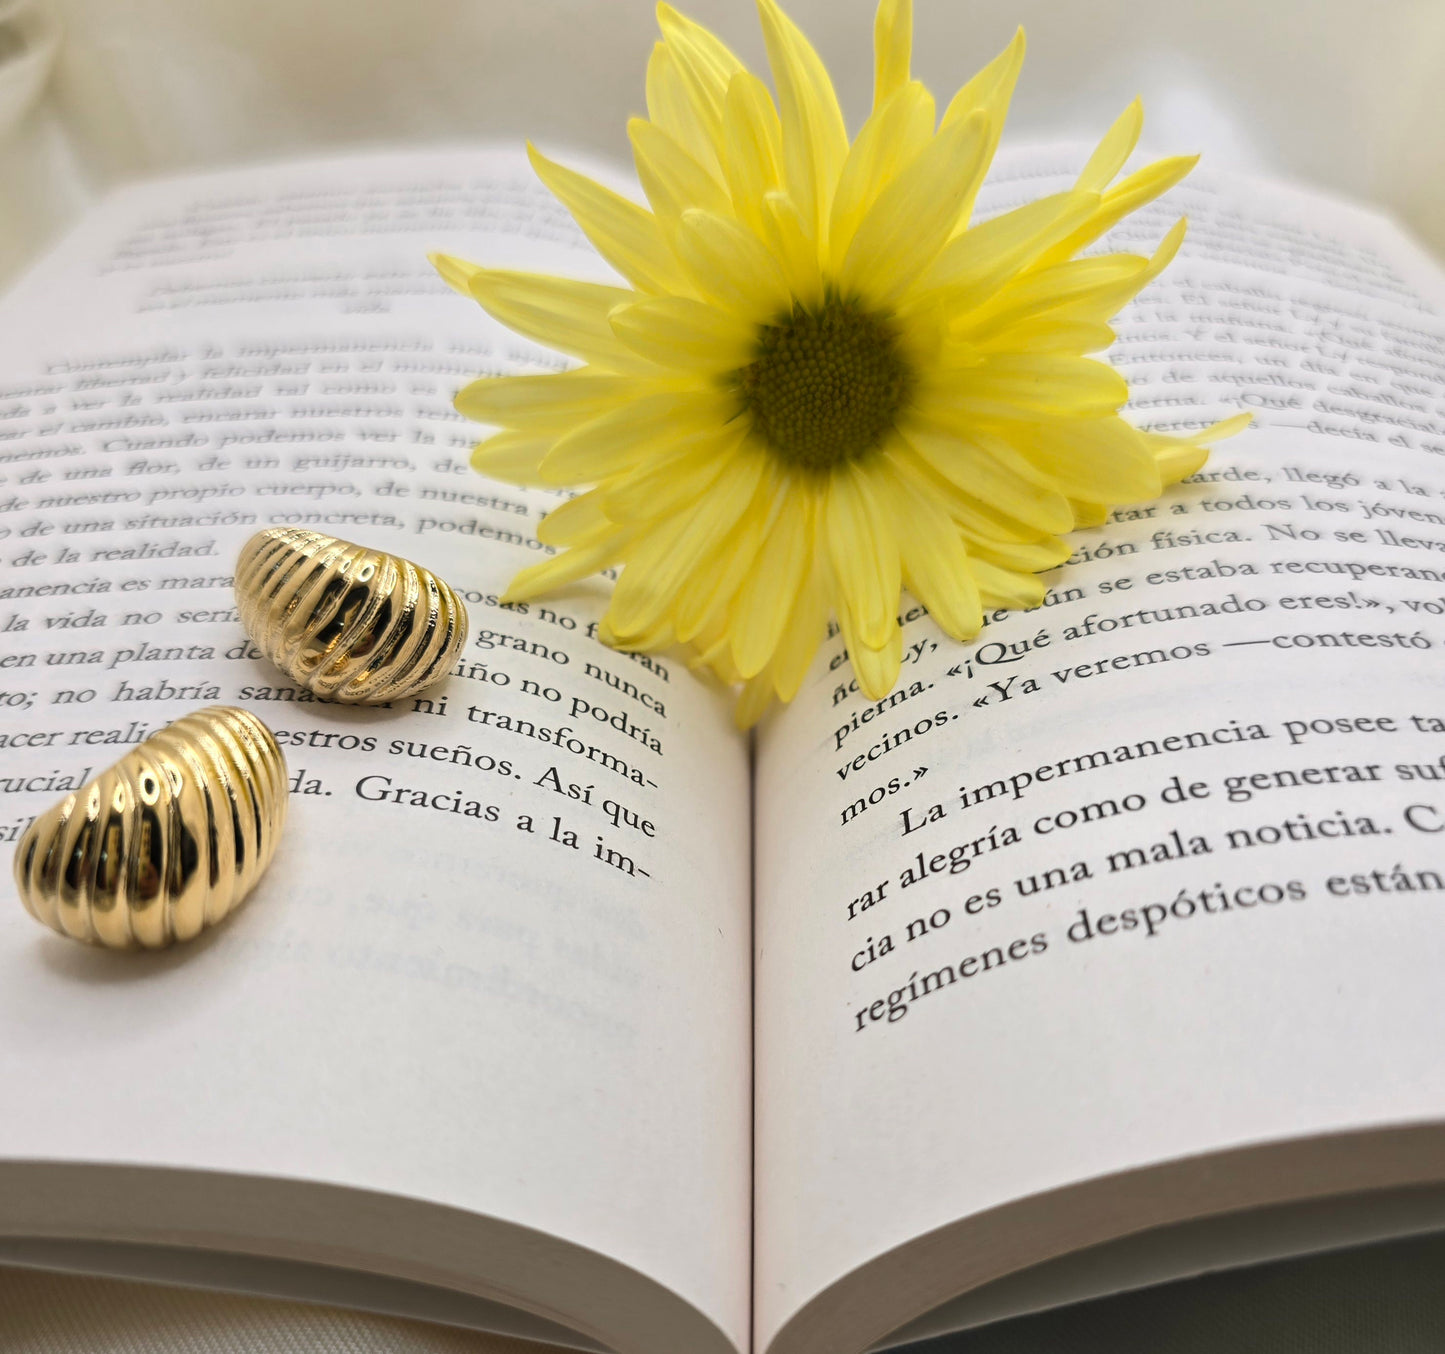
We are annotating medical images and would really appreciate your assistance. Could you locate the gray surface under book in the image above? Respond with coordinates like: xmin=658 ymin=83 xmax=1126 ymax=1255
xmin=895 ymin=1229 xmax=1445 ymax=1354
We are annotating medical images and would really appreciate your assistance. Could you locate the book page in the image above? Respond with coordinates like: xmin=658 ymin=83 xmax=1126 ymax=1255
xmin=752 ymin=152 xmax=1445 ymax=1354
xmin=0 ymin=147 xmax=750 ymax=1354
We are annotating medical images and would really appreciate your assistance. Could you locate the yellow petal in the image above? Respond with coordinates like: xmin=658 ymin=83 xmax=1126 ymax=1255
xmin=941 ymin=26 xmax=1025 ymax=132
xmin=602 ymin=423 xmax=748 ymax=522
xmin=1142 ymin=411 xmax=1251 ymax=484
xmin=883 ymin=462 xmax=984 ymax=640
xmin=968 ymin=556 xmax=1046 ymax=610
xmin=465 ymin=268 xmax=648 ymax=371
xmin=912 ymin=189 xmax=1098 ymax=309
xmin=657 ymin=3 xmax=747 ymax=160
xmin=734 ymin=672 xmax=778 ymax=729
xmin=607 ymin=517 xmax=693 ymax=637
xmin=629 ymin=116 xmax=734 ymax=225
xmin=938 ymin=27 xmax=1024 ymax=227
xmin=674 ymin=483 xmax=773 ymax=642
xmin=673 ymin=208 xmax=793 ymax=320
xmin=456 ymin=371 xmax=661 ymax=430
xmin=1143 ymin=215 xmax=1188 ymax=279
xmin=647 ymin=40 xmax=719 ymax=175
xmin=1151 ymin=439 xmax=1210 ymax=485
xmin=899 ymin=297 xmax=950 ymax=369
xmin=721 ymin=72 xmax=784 ymax=233
xmin=470 ymin=430 xmax=555 ymax=485
xmin=1192 ymin=410 xmax=1252 ymax=442
xmin=537 ymin=489 xmax=610 ymax=546
xmin=976 ymin=316 xmax=1116 ymax=355
xmin=837 ymin=601 xmax=902 ymax=700
xmin=890 ymin=439 xmax=1059 ymax=543
xmin=731 ymin=485 xmax=812 ymax=677
xmin=540 ymin=389 xmax=734 ymax=483
xmin=898 ymin=419 xmax=1073 ymax=534
xmin=610 ymin=295 xmax=756 ymax=371
xmin=526 ymin=144 xmax=689 ymax=295
xmin=731 ymin=546 xmax=830 ymax=724
xmin=598 ymin=612 xmax=676 ymax=652
xmin=430 ymin=251 xmax=484 ymax=297
xmin=1069 ymin=498 xmax=1110 ymax=528
xmin=841 ymin=110 xmax=990 ymax=308
xmin=932 ymin=353 xmax=1129 ymax=419
xmin=966 ymin=534 xmax=1070 ymax=574
xmin=829 ymin=80 xmax=936 ymax=271
xmin=826 ymin=462 xmax=900 ymax=650
xmin=953 ymin=253 xmax=1148 ymax=340
xmin=1026 ymin=218 xmax=1187 ymax=326
xmin=872 ymin=0 xmax=912 ymax=110
xmin=1033 ymin=154 xmax=1197 ymax=269
xmin=608 ymin=449 xmax=767 ymax=638
xmin=768 ymin=556 xmax=829 ymax=701
xmin=504 ymin=523 xmax=628 ymax=602
xmin=760 ymin=190 xmax=824 ymax=308
xmin=756 ymin=0 xmax=849 ymax=246
xmin=1076 ymin=98 xmax=1143 ymax=192
xmin=1005 ymin=415 xmax=1163 ymax=503
xmin=690 ymin=613 xmax=738 ymax=674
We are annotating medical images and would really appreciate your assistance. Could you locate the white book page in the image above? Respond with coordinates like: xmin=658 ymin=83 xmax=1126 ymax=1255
xmin=753 ymin=151 xmax=1445 ymax=1354
xmin=0 ymin=147 xmax=750 ymax=1354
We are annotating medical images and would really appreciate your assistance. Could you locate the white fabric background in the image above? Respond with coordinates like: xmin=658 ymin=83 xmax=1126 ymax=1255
xmin=0 ymin=0 xmax=1442 ymax=1349
xmin=0 ymin=0 xmax=1443 ymax=285
xmin=0 ymin=1266 xmax=552 ymax=1353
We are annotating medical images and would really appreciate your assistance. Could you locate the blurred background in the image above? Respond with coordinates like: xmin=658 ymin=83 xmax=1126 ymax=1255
xmin=0 ymin=0 xmax=1442 ymax=287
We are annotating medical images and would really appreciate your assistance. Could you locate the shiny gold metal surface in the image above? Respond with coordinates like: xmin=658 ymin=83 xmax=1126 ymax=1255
xmin=235 ymin=527 xmax=468 ymax=703
xmin=13 ymin=707 xmax=288 ymax=950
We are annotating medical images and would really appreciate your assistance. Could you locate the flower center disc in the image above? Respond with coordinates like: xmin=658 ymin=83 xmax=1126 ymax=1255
xmin=738 ymin=299 xmax=911 ymax=472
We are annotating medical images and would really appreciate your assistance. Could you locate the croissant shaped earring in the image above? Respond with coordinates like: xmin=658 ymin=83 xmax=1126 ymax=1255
xmin=235 ymin=528 xmax=469 ymax=703
xmin=13 ymin=707 xmax=288 ymax=950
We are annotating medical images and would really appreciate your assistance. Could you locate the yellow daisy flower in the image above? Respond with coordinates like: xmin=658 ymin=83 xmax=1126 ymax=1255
xmin=434 ymin=0 xmax=1248 ymax=725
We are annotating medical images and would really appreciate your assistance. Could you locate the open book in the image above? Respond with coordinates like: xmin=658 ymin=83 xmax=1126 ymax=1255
xmin=2 ymin=139 xmax=1444 ymax=1354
